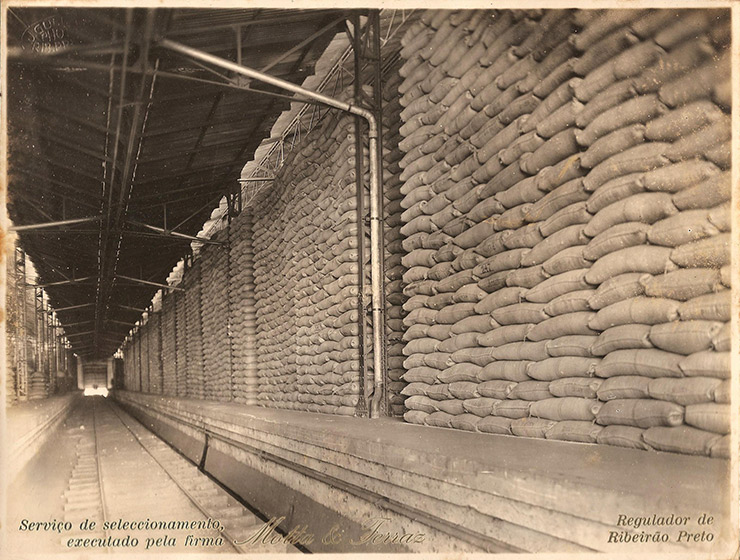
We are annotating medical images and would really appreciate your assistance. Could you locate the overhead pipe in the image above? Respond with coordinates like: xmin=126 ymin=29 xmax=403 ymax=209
xmin=158 ymin=38 xmax=387 ymax=417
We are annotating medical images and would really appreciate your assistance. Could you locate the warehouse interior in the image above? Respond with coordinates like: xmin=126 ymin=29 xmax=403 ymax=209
xmin=3 ymin=6 xmax=736 ymax=555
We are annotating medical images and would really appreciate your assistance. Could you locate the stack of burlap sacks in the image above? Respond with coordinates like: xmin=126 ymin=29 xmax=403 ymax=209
xmin=123 ymin=337 xmax=133 ymax=390
xmin=123 ymin=315 xmax=154 ymax=393
xmin=161 ymin=293 xmax=177 ymax=395
xmin=147 ymin=313 xmax=163 ymax=393
xmin=132 ymin=332 xmax=142 ymax=391
xmin=199 ymin=230 xmax=233 ymax=401
xmin=229 ymin=212 xmax=259 ymax=405
xmin=123 ymin=288 xmax=190 ymax=397
xmin=252 ymin=93 xmax=371 ymax=415
xmin=397 ymin=9 xmax=731 ymax=457
xmin=382 ymin=63 xmax=411 ymax=417
xmin=139 ymin=325 xmax=151 ymax=392
xmin=183 ymin=260 xmax=206 ymax=399
xmin=251 ymin=177 xmax=299 ymax=409
xmin=123 ymin=319 xmax=136 ymax=390
xmin=174 ymin=291 xmax=188 ymax=397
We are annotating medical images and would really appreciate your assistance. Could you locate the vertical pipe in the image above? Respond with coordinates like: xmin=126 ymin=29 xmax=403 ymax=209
xmin=367 ymin=11 xmax=386 ymax=418
xmin=367 ymin=124 xmax=386 ymax=418
xmin=352 ymin=13 xmax=369 ymax=416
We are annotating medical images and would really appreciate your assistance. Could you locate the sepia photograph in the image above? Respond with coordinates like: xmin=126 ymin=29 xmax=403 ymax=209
xmin=1 ymin=1 xmax=737 ymax=557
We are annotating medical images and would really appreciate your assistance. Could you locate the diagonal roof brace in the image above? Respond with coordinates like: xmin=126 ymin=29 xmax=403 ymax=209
xmin=10 ymin=216 xmax=101 ymax=232
xmin=54 ymin=303 xmax=95 ymax=312
xmin=65 ymin=330 xmax=96 ymax=338
xmin=31 ymin=276 xmax=96 ymax=288
xmin=125 ymin=219 xmax=223 ymax=245
xmin=114 ymin=304 xmax=148 ymax=313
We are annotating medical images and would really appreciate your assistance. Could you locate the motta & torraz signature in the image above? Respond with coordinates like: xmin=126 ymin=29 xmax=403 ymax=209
xmin=235 ymin=516 xmax=426 ymax=547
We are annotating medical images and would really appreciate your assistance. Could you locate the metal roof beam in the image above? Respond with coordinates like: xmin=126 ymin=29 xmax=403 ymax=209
xmin=119 ymin=230 xmax=207 ymax=242
xmin=142 ymin=114 xmax=275 ymax=139
xmin=133 ymin=189 xmax=224 ymax=210
xmin=259 ymin=15 xmax=346 ymax=74
xmin=45 ymin=156 xmax=107 ymax=184
xmin=32 ymin=276 xmax=95 ymax=288
xmin=168 ymin=194 xmax=224 ymax=234
xmin=49 ymin=72 xmax=117 ymax=101
xmin=133 ymin=162 xmax=233 ymax=187
xmin=134 ymin=181 xmax=228 ymax=202
xmin=98 ymin=334 xmax=127 ymax=344
xmin=84 ymin=10 xmax=128 ymax=33
xmin=62 ymin=320 xmax=94 ymax=328
xmin=8 ymin=189 xmax=57 ymax=222
xmin=16 ymin=230 xmax=102 ymax=236
xmin=135 ymin=135 xmax=258 ymax=165
xmin=55 ymin=303 xmax=95 ymax=312
xmin=12 ymin=55 xmax=143 ymax=75
xmin=115 ymin=304 xmax=147 ymax=313
xmin=126 ymin=219 xmax=223 ymax=245
xmin=145 ymin=69 xmax=319 ymax=106
xmin=65 ymin=330 xmax=96 ymax=338
xmin=38 ymin=132 xmax=115 ymax=164
xmin=106 ymin=319 xmax=137 ymax=327
xmin=6 ymin=40 xmax=126 ymax=60
xmin=13 ymin=169 xmax=105 ymax=205
xmin=34 ymin=102 xmax=113 ymax=136
xmin=10 ymin=217 xmax=101 ymax=232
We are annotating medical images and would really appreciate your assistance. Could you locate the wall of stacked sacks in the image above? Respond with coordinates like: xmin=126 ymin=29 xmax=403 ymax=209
xmin=138 ymin=322 xmax=149 ymax=392
xmin=147 ymin=312 xmax=162 ymax=394
xmin=383 ymin=60 xmax=408 ymax=416
xmin=121 ymin=8 xmax=731 ymax=458
xmin=395 ymin=8 xmax=731 ymax=458
xmin=174 ymin=291 xmax=188 ymax=397
xmin=200 ymin=232 xmax=233 ymax=401
xmin=122 ymin=75 xmax=407 ymax=415
xmin=249 ymin=92 xmax=373 ymax=415
xmin=229 ymin=212 xmax=259 ymax=404
xmin=161 ymin=291 xmax=177 ymax=395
